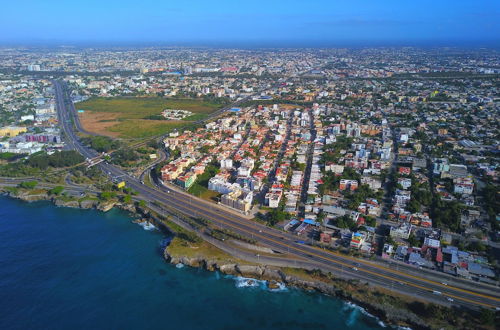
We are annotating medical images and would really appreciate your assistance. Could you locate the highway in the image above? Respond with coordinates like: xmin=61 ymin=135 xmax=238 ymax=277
xmin=53 ymin=80 xmax=500 ymax=310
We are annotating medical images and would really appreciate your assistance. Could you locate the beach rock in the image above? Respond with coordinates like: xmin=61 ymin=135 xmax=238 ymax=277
xmin=54 ymin=198 xmax=80 ymax=208
xmin=267 ymin=280 xmax=281 ymax=290
xmin=205 ymin=261 xmax=219 ymax=272
xmin=97 ymin=202 xmax=115 ymax=212
xmin=219 ymin=264 xmax=238 ymax=275
xmin=236 ymin=265 xmax=264 ymax=278
xmin=185 ymin=257 xmax=203 ymax=267
xmin=262 ymin=267 xmax=285 ymax=282
xmin=118 ymin=203 xmax=136 ymax=213
xmin=15 ymin=191 xmax=49 ymax=202
xmin=80 ymin=199 xmax=98 ymax=209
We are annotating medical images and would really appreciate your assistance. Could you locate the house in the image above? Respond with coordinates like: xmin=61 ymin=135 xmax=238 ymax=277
xmin=454 ymin=177 xmax=474 ymax=195
xmin=361 ymin=176 xmax=382 ymax=190
xmin=339 ymin=179 xmax=358 ymax=191
xmin=325 ymin=163 xmax=344 ymax=174
xmin=220 ymin=158 xmax=233 ymax=169
xmin=350 ymin=232 xmax=366 ymax=249
xmin=265 ymin=191 xmax=282 ymax=208
xmin=398 ymin=166 xmax=411 ymax=176
xmin=397 ymin=177 xmax=412 ymax=190
xmin=390 ymin=223 xmax=412 ymax=239
xmin=176 ymin=172 xmax=197 ymax=189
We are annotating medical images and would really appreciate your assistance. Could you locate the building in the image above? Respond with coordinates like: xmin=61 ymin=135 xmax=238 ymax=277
xmin=350 ymin=232 xmax=366 ymax=249
xmin=265 ymin=191 xmax=282 ymax=208
xmin=390 ymin=223 xmax=412 ymax=239
xmin=0 ymin=126 xmax=27 ymax=137
xmin=398 ymin=167 xmax=411 ymax=176
xmin=221 ymin=190 xmax=253 ymax=212
xmin=176 ymin=172 xmax=197 ymax=189
xmin=454 ymin=177 xmax=474 ymax=195
xmin=339 ymin=179 xmax=358 ymax=191
xmin=208 ymin=176 xmax=240 ymax=194
xmin=397 ymin=177 xmax=412 ymax=190
xmin=361 ymin=176 xmax=382 ymax=190
xmin=449 ymin=164 xmax=468 ymax=178
xmin=220 ymin=158 xmax=233 ymax=169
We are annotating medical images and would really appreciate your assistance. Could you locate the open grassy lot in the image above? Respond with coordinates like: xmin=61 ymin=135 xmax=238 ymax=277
xmin=188 ymin=183 xmax=221 ymax=201
xmin=75 ymin=97 xmax=222 ymax=138
xmin=108 ymin=120 xmax=190 ymax=139
xmin=76 ymin=97 xmax=222 ymax=118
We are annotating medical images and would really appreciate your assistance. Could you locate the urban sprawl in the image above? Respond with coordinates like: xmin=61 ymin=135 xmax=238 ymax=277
xmin=1 ymin=47 xmax=499 ymax=289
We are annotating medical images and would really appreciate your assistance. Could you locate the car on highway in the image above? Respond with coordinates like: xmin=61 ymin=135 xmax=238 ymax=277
xmin=295 ymin=240 xmax=306 ymax=244
xmin=447 ymin=297 xmax=454 ymax=302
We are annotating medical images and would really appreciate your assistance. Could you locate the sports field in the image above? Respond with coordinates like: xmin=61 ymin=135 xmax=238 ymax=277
xmin=76 ymin=97 xmax=222 ymax=138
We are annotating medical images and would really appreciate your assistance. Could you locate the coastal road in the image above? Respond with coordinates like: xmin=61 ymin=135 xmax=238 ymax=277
xmin=53 ymin=80 xmax=500 ymax=310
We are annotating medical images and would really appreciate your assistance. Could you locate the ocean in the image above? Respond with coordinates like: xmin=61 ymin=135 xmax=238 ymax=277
xmin=0 ymin=196 xmax=385 ymax=330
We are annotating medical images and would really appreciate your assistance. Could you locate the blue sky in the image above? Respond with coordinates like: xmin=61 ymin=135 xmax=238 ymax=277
xmin=1 ymin=0 xmax=499 ymax=46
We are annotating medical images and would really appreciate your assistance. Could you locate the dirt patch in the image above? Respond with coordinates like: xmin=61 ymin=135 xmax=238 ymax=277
xmin=280 ymin=104 xmax=303 ymax=110
xmin=78 ymin=112 xmax=122 ymax=137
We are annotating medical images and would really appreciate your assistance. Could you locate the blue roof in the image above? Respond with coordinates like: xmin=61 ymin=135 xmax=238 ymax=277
xmin=303 ymin=219 xmax=316 ymax=225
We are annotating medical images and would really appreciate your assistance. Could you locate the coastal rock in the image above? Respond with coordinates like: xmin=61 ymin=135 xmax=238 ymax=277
xmin=118 ymin=203 xmax=136 ymax=213
xmin=235 ymin=265 xmax=264 ymax=278
xmin=97 ymin=202 xmax=115 ymax=212
xmin=219 ymin=264 xmax=238 ymax=276
xmin=204 ymin=260 xmax=219 ymax=272
xmin=54 ymin=198 xmax=80 ymax=208
xmin=184 ymin=257 xmax=203 ymax=267
xmin=80 ymin=199 xmax=98 ymax=209
xmin=161 ymin=249 xmax=431 ymax=329
xmin=267 ymin=280 xmax=281 ymax=290
xmin=15 ymin=191 xmax=49 ymax=202
xmin=262 ymin=267 xmax=286 ymax=282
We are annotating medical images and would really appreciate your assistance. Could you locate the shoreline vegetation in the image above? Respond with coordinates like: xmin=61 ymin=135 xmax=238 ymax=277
xmin=0 ymin=186 xmax=497 ymax=330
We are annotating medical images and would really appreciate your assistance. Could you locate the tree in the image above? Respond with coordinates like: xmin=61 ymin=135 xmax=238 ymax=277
xmin=408 ymin=233 xmax=420 ymax=247
xmin=267 ymin=209 xmax=288 ymax=226
xmin=407 ymin=199 xmax=421 ymax=213
xmin=26 ymin=150 xmax=84 ymax=170
xmin=122 ymin=194 xmax=132 ymax=204
xmin=99 ymin=191 xmax=115 ymax=201
xmin=479 ymin=308 xmax=495 ymax=326
xmin=467 ymin=241 xmax=486 ymax=253
xmin=365 ymin=217 xmax=377 ymax=227
xmin=49 ymin=186 xmax=65 ymax=195
xmin=336 ymin=215 xmax=357 ymax=231
xmin=18 ymin=181 xmax=38 ymax=189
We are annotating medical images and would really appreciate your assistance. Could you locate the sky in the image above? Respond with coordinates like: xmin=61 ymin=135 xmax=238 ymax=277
xmin=1 ymin=0 xmax=499 ymax=47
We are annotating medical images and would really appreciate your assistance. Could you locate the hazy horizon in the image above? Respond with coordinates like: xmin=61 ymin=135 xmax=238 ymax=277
xmin=1 ymin=0 xmax=499 ymax=47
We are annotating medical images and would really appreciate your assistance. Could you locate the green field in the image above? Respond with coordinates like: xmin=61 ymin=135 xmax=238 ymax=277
xmin=76 ymin=97 xmax=222 ymax=119
xmin=108 ymin=120 xmax=194 ymax=139
xmin=75 ymin=97 xmax=222 ymax=138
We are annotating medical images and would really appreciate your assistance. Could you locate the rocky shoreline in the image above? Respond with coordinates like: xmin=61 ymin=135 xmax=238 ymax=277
xmin=1 ymin=188 xmax=484 ymax=330
xmin=163 ymin=250 xmax=433 ymax=329
xmin=0 ymin=188 xmax=141 ymax=215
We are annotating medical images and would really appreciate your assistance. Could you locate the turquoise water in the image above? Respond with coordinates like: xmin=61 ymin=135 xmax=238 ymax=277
xmin=0 ymin=196 xmax=385 ymax=330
